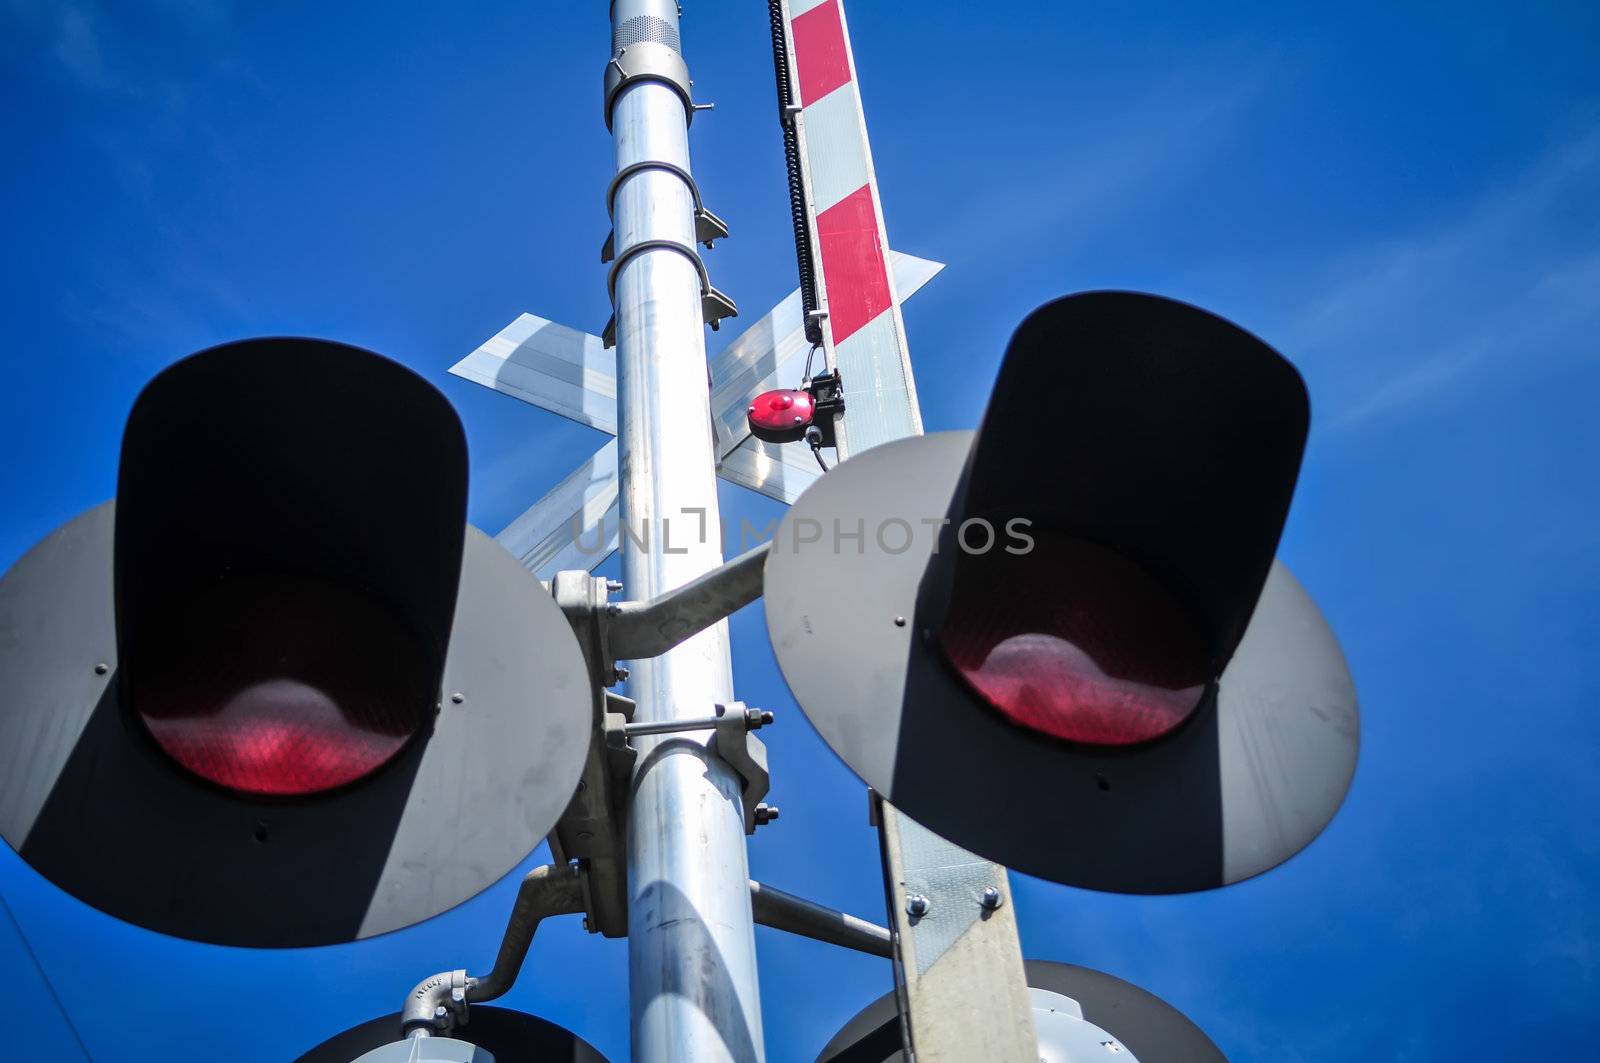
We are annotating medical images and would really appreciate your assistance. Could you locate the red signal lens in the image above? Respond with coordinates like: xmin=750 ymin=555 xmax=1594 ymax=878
xmin=747 ymin=388 xmax=816 ymax=444
xmin=935 ymin=532 xmax=1211 ymax=746
xmin=134 ymin=575 xmax=432 ymax=796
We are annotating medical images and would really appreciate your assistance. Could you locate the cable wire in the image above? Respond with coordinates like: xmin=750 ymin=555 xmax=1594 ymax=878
xmin=768 ymin=0 xmax=823 ymax=346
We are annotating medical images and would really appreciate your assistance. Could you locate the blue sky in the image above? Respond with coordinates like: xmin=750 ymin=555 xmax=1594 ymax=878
xmin=2 ymin=1 xmax=1597 ymax=1060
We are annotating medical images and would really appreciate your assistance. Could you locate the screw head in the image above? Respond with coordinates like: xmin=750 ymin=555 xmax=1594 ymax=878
xmin=906 ymin=894 xmax=930 ymax=919
xmin=893 ymin=616 xmax=906 ymax=627
xmin=754 ymin=803 xmax=780 ymax=826
xmin=606 ymin=579 xmax=624 ymax=593
xmin=93 ymin=662 xmax=109 ymax=675
xmin=450 ymin=692 xmax=465 ymax=704
xmin=980 ymin=886 xmax=1004 ymax=910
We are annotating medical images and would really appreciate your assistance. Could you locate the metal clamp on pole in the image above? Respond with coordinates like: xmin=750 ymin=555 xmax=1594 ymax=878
xmin=602 ymin=236 xmax=739 ymax=347
xmin=599 ymin=701 xmax=773 ymax=835
xmin=713 ymin=701 xmax=772 ymax=835
xmin=603 ymin=43 xmax=695 ymax=132
xmin=602 ymin=160 xmax=730 ymax=261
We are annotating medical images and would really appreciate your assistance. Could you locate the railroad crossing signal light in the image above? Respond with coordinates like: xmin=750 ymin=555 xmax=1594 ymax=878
xmin=764 ymin=292 xmax=1360 ymax=893
xmin=117 ymin=339 xmax=470 ymax=798
xmin=748 ymin=387 xmax=818 ymax=444
xmin=0 ymin=338 xmax=593 ymax=947
xmin=818 ymin=960 xmax=1225 ymax=1062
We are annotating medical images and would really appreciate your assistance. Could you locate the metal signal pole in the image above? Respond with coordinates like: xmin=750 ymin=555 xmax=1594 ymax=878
xmin=606 ymin=3 xmax=765 ymax=1062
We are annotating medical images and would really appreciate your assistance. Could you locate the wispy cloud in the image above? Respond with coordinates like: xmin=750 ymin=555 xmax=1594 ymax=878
xmin=926 ymin=49 xmax=1277 ymax=259
xmin=2 ymin=0 xmax=239 ymax=94
xmin=1282 ymin=126 xmax=1600 ymax=429
xmin=4 ymin=0 xmax=264 ymax=350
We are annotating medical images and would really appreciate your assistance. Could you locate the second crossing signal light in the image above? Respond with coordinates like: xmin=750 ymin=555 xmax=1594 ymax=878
xmin=0 ymin=338 xmax=595 ymax=946
xmin=763 ymin=291 xmax=1361 ymax=894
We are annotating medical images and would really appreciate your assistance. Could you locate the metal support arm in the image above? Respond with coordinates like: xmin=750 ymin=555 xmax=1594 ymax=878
xmin=749 ymin=880 xmax=894 ymax=959
xmin=607 ymin=540 xmax=770 ymax=660
xmin=401 ymin=862 xmax=587 ymax=1037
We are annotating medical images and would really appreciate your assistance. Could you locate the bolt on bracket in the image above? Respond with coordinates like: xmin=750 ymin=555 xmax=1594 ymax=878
xmin=600 ymin=701 xmax=772 ymax=834
xmin=712 ymin=701 xmax=771 ymax=834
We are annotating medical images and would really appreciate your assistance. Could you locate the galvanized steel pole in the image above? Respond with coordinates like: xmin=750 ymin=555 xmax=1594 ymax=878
xmin=606 ymin=3 xmax=766 ymax=1062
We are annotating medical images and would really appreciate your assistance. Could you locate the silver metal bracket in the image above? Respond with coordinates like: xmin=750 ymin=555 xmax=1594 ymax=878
xmin=546 ymin=573 xmax=629 ymax=937
xmin=602 ymin=237 xmax=739 ymax=348
xmin=602 ymin=212 xmax=729 ymax=262
xmin=701 ymin=286 xmax=739 ymax=333
xmin=605 ymin=541 xmax=770 ymax=661
xmin=551 ymin=571 xmax=620 ymax=688
xmin=601 ymin=698 xmax=638 ymax=787
xmin=598 ymin=701 xmax=771 ymax=832
xmin=711 ymin=702 xmax=771 ymax=835
xmin=601 ymin=160 xmax=730 ymax=262
xmin=544 ymin=546 xmax=774 ymax=931
xmin=604 ymin=43 xmax=695 ymax=132
xmin=600 ymin=701 xmax=772 ymax=836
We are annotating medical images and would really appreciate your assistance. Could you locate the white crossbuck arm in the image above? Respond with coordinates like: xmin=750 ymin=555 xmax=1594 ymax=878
xmin=452 ymin=252 xmax=942 ymax=576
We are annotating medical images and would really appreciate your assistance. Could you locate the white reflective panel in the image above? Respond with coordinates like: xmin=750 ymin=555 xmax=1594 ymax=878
xmin=496 ymin=440 xmax=620 ymax=577
xmin=450 ymin=313 xmax=618 ymax=435
xmin=832 ymin=309 xmax=920 ymax=452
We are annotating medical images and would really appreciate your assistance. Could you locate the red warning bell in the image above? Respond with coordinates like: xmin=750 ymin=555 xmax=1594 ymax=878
xmin=747 ymin=388 xmax=816 ymax=444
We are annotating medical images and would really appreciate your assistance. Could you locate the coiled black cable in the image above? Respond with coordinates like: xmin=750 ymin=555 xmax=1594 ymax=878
xmin=768 ymin=0 xmax=824 ymax=346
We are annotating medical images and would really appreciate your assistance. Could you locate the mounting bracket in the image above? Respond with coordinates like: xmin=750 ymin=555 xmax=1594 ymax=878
xmin=603 ymin=43 xmax=696 ymax=132
xmin=545 ymin=548 xmax=778 ymax=934
xmin=602 ymin=159 xmax=731 ymax=262
xmin=711 ymin=702 xmax=772 ymax=835
xmin=602 ymin=235 xmax=739 ymax=347
xmin=596 ymin=701 xmax=773 ymax=835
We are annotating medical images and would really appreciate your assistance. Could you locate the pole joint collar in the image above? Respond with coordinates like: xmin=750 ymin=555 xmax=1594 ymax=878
xmin=604 ymin=43 xmax=694 ymax=131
